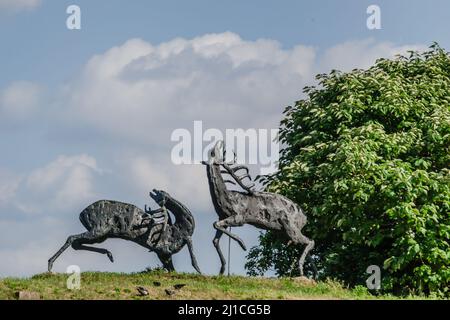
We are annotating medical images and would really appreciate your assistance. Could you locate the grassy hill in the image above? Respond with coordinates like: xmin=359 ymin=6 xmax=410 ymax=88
xmin=0 ymin=271 xmax=429 ymax=300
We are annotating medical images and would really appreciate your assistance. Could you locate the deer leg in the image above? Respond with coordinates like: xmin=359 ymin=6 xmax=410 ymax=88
xmin=186 ymin=237 xmax=202 ymax=274
xmin=295 ymin=233 xmax=315 ymax=277
xmin=213 ymin=216 xmax=246 ymax=251
xmin=282 ymin=217 xmax=315 ymax=277
xmin=71 ymin=239 xmax=114 ymax=263
xmin=212 ymin=230 xmax=226 ymax=275
xmin=157 ymin=252 xmax=175 ymax=272
xmin=48 ymin=231 xmax=92 ymax=272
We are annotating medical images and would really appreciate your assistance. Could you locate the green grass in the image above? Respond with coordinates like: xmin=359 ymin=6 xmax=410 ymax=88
xmin=0 ymin=271 xmax=433 ymax=300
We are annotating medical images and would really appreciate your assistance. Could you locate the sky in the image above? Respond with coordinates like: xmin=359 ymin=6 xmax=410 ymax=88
xmin=0 ymin=0 xmax=448 ymax=277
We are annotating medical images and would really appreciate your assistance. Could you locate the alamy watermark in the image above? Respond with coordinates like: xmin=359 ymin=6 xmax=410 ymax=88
xmin=367 ymin=5 xmax=381 ymax=30
xmin=171 ymin=121 xmax=279 ymax=175
xmin=66 ymin=5 xmax=81 ymax=30
xmin=366 ymin=265 xmax=381 ymax=290
xmin=66 ymin=265 xmax=81 ymax=290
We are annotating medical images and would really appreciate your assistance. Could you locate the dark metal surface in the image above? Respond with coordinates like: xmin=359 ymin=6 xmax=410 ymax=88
xmin=202 ymin=141 xmax=315 ymax=276
xmin=48 ymin=189 xmax=201 ymax=273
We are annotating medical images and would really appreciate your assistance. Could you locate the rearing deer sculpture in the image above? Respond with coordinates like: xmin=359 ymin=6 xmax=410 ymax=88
xmin=201 ymin=141 xmax=315 ymax=276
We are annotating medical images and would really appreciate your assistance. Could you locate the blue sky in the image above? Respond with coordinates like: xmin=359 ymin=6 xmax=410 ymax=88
xmin=0 ymin=0 xmax=448 ymax=277
xmin=1 ymin=0 xmax=449 ymax=87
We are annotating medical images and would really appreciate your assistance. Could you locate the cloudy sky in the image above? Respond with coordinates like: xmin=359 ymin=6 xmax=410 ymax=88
xmin=0 ymin=0 xmax=448 ymax=277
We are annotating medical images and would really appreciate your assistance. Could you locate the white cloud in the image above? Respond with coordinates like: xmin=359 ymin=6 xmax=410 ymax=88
xmin=60 ymin=34 xmax=425 ymax=152
xmin=0 ymin=0 xmax=41 ymax=13
xmin=0 ymin=81 xmax=43 ymax=122
xmin=25 ymin=154 xmax=100 ymax=213
xmin=26 ymin=154 xmax=97 ymax=190
xmin=319 ymin=38 xmax=427 ymax=73
xmin=62 ymin=33 xmax=316 ymax=146
xmin=1 ymin=154 xmax=101 ymax=215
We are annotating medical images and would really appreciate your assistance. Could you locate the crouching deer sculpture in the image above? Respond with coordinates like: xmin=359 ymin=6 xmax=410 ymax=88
xmin=202 ymin=141 xmax=315 ymax=277
xmin=48 ymin=189 xmax=201 ymax=274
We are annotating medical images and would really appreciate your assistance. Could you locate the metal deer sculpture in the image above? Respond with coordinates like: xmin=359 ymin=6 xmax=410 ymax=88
xmin=48 ymin=189 xmax=201 ymax=274
xmin=202 ymin=141 xmax=315 ymax=276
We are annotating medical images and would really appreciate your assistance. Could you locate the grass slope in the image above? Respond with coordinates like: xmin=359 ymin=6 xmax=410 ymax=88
xmin=0 ymin=271 xmax=428 ymax=300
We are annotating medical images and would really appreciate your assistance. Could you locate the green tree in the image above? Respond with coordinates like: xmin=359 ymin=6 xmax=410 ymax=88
xmin=246 ymin=44 xmax=450 ymax=297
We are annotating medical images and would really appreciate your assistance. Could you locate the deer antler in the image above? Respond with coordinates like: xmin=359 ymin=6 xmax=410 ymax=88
xmin=221 ymin=162 xmax=255 ymax=193
xmin=223 ymin=179 xmax=237 ymax=185
xmin=217 ymin=143 xmax=254 ymax=193
xmin=223 ymin=149 xmax=237 ymax=165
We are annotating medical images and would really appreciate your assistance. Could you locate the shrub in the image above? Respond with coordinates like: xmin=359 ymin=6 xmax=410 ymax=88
xmin=246 ymin=44 xmax=450 ymax=297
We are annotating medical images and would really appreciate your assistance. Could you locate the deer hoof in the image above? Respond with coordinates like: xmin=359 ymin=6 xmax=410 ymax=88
xmin=219 ymin=266 xmax=226 ymax=275
xmin=107 ymin=251 xmax=114 ymax=263
xmin=238 ymin=241 xmax=247 ymax=251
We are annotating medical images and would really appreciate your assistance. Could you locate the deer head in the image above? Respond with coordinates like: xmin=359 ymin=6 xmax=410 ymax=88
xmin=201 ymin=140 xmax=229 ymax=166
xmin=149 ymin=189 xmax=168 ymax=207
xmin=202 ymin=140 xmax=254 ymax=193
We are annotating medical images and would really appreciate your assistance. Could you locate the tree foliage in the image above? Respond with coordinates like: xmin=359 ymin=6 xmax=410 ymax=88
xmin=245 ymin=44 xmax=450 ymax=297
